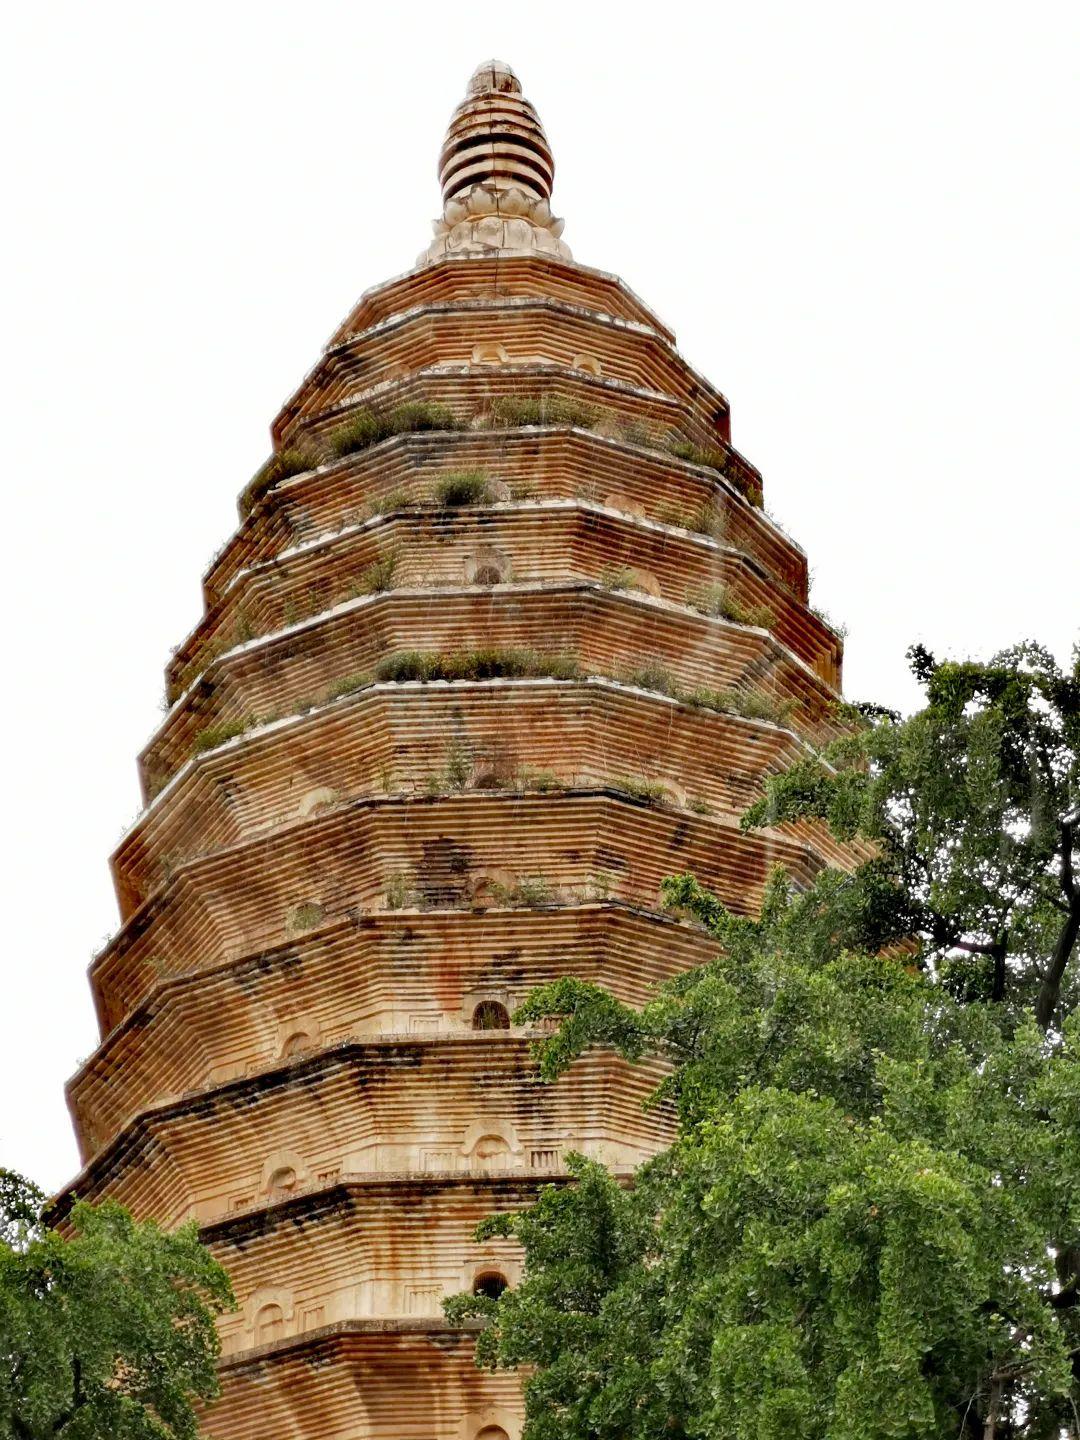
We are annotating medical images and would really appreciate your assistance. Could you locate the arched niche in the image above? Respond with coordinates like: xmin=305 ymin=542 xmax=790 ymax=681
xmin=276 ymin=1015 xmax=321 ymax=1059
xmin=571 ymin=352 xmax=602 ymax=376
xmin=464 ymin=545 xmax=511 ymax=586
xmin=259 ymin=1149 xmax=309 ymax=1198
xmin=467 ymin=870 xmax=517 ymax=908
xmin=458 ymin=1410 xmax=521 ymax=1440
xmin=297 ymin=786 xmax=338 ymax=818
xmin=461 ymin=1120 xmax=523 ymax=1171
xmin=243 ymin=1284 xmax=294 ymax=1347
xmin=472 ymin=1000 xmax=510 ymax=1031
xmin=471 ymin=342 xmax=510 ymax=364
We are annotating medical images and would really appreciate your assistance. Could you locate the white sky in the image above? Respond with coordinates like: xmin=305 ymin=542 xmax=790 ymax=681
xmin=1 ymin=1 xmax=1076 ymax=1195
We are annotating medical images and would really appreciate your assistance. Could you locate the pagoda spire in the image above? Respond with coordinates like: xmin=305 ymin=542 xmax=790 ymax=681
xmin=421 ymin=60 xmax=571 ymax=264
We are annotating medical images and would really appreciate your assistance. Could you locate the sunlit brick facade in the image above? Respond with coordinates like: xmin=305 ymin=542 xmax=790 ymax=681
xmin=60 ymin=61 xmax=849 ymax=1440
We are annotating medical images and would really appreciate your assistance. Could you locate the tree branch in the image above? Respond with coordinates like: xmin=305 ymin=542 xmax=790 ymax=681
xmin=1034 ymin=815 xmax=1080 ymax=1031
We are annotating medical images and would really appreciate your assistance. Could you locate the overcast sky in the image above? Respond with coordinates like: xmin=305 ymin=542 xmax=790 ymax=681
xmin=1 ymin=1 xmax=1076 ymax=1195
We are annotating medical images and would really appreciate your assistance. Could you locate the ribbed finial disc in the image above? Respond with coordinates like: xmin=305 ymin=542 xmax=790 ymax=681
xmin=439 ymin=60 xmax=555 ymax=204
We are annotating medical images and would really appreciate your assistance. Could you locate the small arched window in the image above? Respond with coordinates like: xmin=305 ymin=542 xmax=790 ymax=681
xmin=267 ymin=1166 xmax=297 ymax=1197
xmin=472 ymin=342 xmax=510 ymax=364
xmin=281 ymin=1030 xmax=315 ymax=1058
xmin=471 ymin=1135 xmax=511 ymax=1170
xmin=472 ymin=1001 xmax=511 ymax=1031
xmin=255 ymin=1303 xmax=285 ymax=1345
xmin=476 ymin=1427 xmax=510 ymax=1440
xmin=571 ymin=353 xmax=602 ymax=377
xmin=472 ymin=1271 xmax=509 ymax=1301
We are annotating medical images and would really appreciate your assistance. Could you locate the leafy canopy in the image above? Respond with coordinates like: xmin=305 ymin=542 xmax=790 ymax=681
xmin=447 ymin=643 xmax=1080 ymax=1440
xmin=0 ymin=1171 xmax=233 ymax=1440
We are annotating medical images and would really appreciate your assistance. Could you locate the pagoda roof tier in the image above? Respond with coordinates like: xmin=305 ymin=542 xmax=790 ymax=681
xmin=90 ymin=789 xmax=828 ymax=1035
xmin=205 ymin=1171 xmax=561 ymax=1358
xmin=273 ymin=298 xmax=730 ymax=448
xmin=327 ymin=253 xmax=676 ymax=349
xmin=117 ymin=680 xmax=858 ymax=919
xmin=206 ymin=1323 xmax=522 ymax=1440
xmin=208 ymin=428 xmax=798 ymax=612
xmin=276 ymin=366 xmax=745 ymax=497
xmin=171 ymin=502 xmax=840 ymax=707
xmin=144 ymin=584 xmax=844 ymax=793
xmin=70 ymin=903 xmax=715 ymax=1161
xmin=54 ymin=1037 xmax=673 ymax=1228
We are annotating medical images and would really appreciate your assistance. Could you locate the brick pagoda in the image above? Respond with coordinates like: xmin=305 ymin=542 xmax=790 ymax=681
xmin=59 ymin=60 xmax=849 ymax=1440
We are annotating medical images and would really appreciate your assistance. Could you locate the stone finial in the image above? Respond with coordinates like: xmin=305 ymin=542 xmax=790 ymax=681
xmin=420 ymin=61 xmax=571 ymax=265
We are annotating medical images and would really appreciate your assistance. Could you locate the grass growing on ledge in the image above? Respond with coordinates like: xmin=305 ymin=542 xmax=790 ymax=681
xmin=241 ymin=448 xmax=319 ymax=514
xmin=329 ymin=402 xmax=463 ymax=458
xmin=174 ymin=655 xmax=802 ymax=787
xmin=666 ymin=437 xmax=732 ymax=473
xmin=349 ymin=551 xmax=399 ymax=597
xmin=191 ymin=716 xmax=257 ymax=754
xmin=286 ymin=902 xmax=324 ymax=935
xmin=374 ymin=648 xmax=582 ymax=684
xmin=618 ymin=660 xmax=679 ymax=697
xmin=324 ymin=672 xmax=370 ymax=702
xmin=490 ymin=875 xmax=555 ymax=908
xmin=610 ymin=775 xmax=669 ymax=805
xmin=685 ymin=687 xmax=795 ymax=726
xmin=432 ymin=471 xmax=493 ymax=507
xmin=686 ymin=584 xmax=775 ymax=629
xmin=598 ymin=566 xmax=639 ymax=592
xmin=385 ymin=873 xmax=419 ymax=910
xmin=656 ymin=500 xmax=724 ymax=541
xmin=485 ymin=395 xmax=602 ymax=430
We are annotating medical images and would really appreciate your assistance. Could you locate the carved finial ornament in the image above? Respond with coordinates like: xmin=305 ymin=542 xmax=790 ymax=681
xmin=421 ymin=60 xmax=571 ymax=265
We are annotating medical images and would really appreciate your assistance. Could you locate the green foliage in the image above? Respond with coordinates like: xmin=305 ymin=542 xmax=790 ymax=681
xmin=490 ymin=875 xmax=555 ymax=908
xmin=665 ymin=436 xmax=731 ymax=473
xmin=618 ymin=660 xmax=678 ymax=696
xmin=350 ymin=550 xmax=398 ymax=596
xmin=685 ymin=686 xmax=795 ymax=726
xmin=486 ymin=395 xmax=602 ymax=431
xmin=744 ymin=644 xmax=1080 ymax=1024
xmin=328 ymin=401 xmax=461 ymax=458
xmin=286 ymin=901 xmax=323 ymax=934
xmin=0 ymin=1175 xmax=233 ymax=1440
xmin=240 ymin=447 xmax=317 ymax=513
xmin=374 ymin=648 xmax=582 ymax=684
xmin=685 ymin=583 xmax=775 ymax=628
xmin=191 ymin=715 xmax=255 ymax=754
xmin=432 ymin=471 xmax=493 ymax=507
xmin=656 ymin=500 xmax=724 ymax=540
xmin=324 ymin=672 xmax=369 ymax=701
xmin=598 ymin=566 xmax=639 ymax=592
xmin=452 ymin=874 xmax=1080 ymax=1438
xmin=610 ymin=775 xmax=668 ymax=805
xmin=447 ymin=640 xmax=1080 ymax=1439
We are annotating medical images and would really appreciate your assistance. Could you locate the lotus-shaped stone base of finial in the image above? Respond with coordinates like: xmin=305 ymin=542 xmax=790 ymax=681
xmin=420 ymin=184 xmax=571 ymax=265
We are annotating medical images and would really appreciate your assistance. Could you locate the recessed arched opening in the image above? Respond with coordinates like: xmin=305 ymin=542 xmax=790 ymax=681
xmin=571 ymin=352 xmax=602 ymax=376
xmin=255 ymin=1303 xmax=285 ymax=1345
xmin=472 ymin=1000 xmax=510 ymax=1031
xmin=267 ymin=1166 xmax=297 ymax=1197
xmin=472 ymin=342 xmax=510 ymax=364
xmin=470 ymin=1134 xmax=512 ymax=1170
xmin=475 ymin=1427 xmax=510 ymax=1440
xmin=472 ymin=1271 xmax=509 ymax=1301
xmin=281 ymin=1030 xmax=315 ymax=1058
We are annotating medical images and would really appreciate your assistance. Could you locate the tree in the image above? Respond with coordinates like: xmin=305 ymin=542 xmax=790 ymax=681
xmin=742 ymin=643 xmax=1080 ymax=1028
xmin=0 ymin=1170 xmax=233 ymax=1440
xmin=447 ymin=643 xmax=1080 ymax=1439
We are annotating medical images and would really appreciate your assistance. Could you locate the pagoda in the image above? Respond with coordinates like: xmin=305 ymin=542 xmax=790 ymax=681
xmin=58 ymin=61 xmax=850 ymax=1440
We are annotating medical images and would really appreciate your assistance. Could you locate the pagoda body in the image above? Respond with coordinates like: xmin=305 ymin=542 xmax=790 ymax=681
xmin=60 ymin=62 xmax=850 ymax=1440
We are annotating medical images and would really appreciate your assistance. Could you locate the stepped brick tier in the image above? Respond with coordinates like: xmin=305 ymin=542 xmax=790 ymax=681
xmin=59 ymin=59 xmax=857 ymax=1440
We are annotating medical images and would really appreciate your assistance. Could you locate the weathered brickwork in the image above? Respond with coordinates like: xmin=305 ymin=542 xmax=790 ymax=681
xmin=60 ymin=60 xmax=853 ymax=1440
